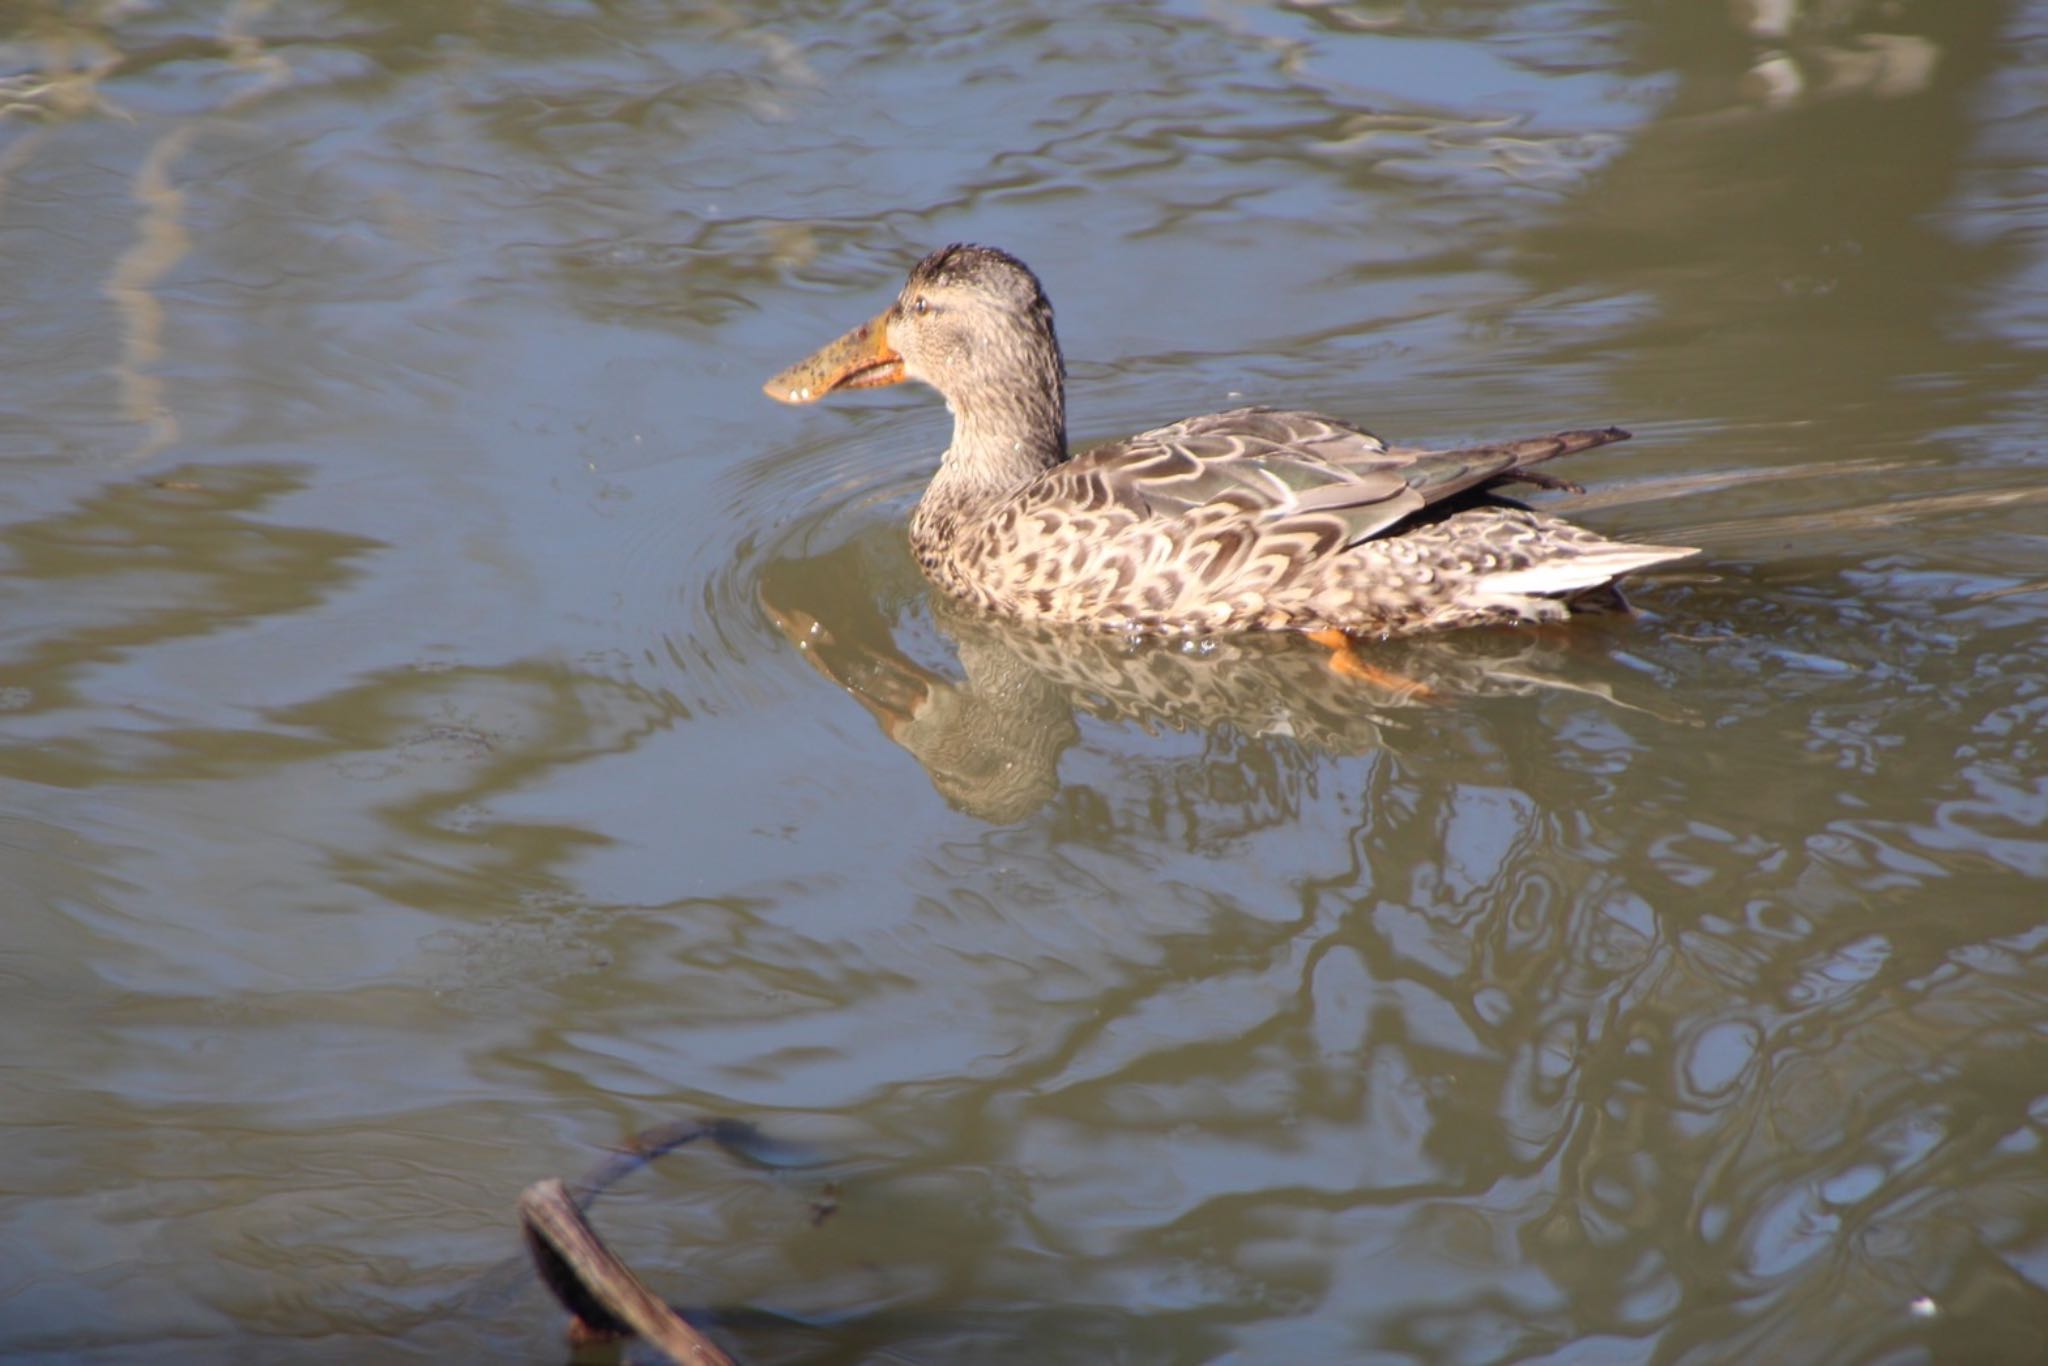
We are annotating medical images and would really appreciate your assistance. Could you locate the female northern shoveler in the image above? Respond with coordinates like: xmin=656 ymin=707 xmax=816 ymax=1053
xmin=765 ymin=244 xmax=1694 ymax=638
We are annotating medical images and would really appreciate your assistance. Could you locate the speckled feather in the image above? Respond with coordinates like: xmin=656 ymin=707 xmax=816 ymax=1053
xmin=778 ymin=245 xmax=1696 ymax=636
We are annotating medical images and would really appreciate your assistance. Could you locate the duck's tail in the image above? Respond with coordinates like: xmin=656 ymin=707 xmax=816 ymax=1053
xmin=1449 ymin=532 xmax=1695 ymax=627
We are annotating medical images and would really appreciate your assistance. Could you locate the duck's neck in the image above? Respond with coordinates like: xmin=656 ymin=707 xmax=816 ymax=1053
xmin=937 ymin=397 xmax=1067 ymax=499
xmin=917 ymin=360 xmax=1068 ymax=534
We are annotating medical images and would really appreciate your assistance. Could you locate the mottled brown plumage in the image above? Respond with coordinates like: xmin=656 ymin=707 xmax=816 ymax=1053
xmin=766 ymin=244 xmax=1695 ymax=636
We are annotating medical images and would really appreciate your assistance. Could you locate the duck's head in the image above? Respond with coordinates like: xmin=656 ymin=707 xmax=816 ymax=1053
xmin=764 ymin=245 xmax=1066 ymax=439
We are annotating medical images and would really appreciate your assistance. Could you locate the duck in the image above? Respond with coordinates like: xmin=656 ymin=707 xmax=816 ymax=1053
xmin=764 ymin=244 xmax=1695 ymax=639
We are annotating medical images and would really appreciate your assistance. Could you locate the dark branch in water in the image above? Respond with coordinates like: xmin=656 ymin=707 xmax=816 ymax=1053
xmin=519 ymin=1178 xmax=735 ymax=1366
xmin=517 ymin=1116 xmax=838 ymax=1361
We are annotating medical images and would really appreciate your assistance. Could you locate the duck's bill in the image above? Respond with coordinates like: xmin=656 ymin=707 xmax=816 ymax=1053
xmin=763 ymin=310 xmax=905 ymax=404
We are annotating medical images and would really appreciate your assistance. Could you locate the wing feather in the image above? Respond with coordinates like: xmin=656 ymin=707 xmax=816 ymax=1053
xmin=995 ymin=408 xmax=1635 ymax=618
xmin=1049 ymin=406 xmax=1623 ymax=549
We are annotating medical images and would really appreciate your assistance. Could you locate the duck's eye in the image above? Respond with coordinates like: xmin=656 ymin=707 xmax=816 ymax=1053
xmin=912 ymin=296 xmax=930 ymax=315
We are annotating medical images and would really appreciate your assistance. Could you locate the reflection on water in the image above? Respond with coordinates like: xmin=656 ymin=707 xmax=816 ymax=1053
xmin=3 ymin=0 xmax=2047 ymax=1362
xmin=758 ymin=523 xmax=1688 ymax=824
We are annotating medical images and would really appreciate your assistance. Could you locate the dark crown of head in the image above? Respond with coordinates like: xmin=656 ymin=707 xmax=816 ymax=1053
xmin=910 ymin=244 xmax=1045 ymax=301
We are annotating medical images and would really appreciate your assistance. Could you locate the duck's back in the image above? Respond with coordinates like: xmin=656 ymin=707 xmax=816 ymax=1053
xmin=917 ymin=406 xmax=1693 ymax=636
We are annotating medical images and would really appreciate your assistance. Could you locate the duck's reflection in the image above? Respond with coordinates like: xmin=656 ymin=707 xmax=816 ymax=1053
xmin=760 ymin=525 xmax=1671 ymax=823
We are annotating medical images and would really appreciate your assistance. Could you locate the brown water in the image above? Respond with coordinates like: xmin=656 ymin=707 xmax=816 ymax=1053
xmin=4 ymin=2 xmax=2046 ymax=1362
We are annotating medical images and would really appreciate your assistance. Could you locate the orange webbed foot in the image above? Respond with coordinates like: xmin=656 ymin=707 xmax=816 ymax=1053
xmin=1306 ymin=629 xmax=1437 ymax=700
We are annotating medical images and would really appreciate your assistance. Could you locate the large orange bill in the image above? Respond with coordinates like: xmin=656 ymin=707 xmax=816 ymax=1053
xmin=762 ymin=310 xmax=905 ymax=405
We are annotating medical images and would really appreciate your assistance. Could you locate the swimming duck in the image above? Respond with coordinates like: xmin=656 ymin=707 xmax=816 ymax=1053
xmin=765 ymin=244 xmax=1694 ymax=637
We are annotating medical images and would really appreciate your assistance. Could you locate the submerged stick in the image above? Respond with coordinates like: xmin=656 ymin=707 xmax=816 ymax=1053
xmin=518 ymin=1178 xmax=734 ymax=1366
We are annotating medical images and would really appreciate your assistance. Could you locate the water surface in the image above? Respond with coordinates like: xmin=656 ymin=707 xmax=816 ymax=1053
xmin=3 ymin=1 xmax=2046 ymax=1361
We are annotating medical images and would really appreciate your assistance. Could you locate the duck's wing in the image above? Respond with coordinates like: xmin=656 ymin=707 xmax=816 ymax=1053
xmin=1049 ymin=406 xmax=1629 ymax=548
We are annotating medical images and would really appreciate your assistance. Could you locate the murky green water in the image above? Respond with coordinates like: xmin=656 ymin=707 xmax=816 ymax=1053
xmin=4 ymin=1 xmax=2046 ymax=1361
